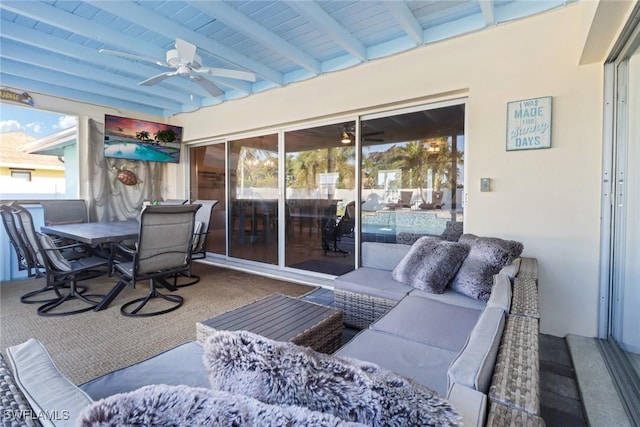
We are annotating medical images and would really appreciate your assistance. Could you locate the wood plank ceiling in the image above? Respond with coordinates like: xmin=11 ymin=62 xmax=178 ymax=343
xmin=0 ymin=1 xmax=570 ymax=118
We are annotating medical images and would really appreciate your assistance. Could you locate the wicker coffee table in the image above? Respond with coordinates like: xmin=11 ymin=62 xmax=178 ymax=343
xmin=196 ymin=293 xmax=344 ymax=354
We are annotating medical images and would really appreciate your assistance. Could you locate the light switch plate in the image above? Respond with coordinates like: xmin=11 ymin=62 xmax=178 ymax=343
xmin=481 ymin=178 xmax=491 ymax=192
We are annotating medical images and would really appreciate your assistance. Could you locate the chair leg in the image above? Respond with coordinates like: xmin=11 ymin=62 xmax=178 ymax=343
xmin=174 ymin=271 xmax=201 ymax=287
xmin=120 ymin=279 xmax=183 ymax=317
xmin=37 ymin=276 xmax=105 ymax=317
xmin=21 ymin=270 xmax=97 ymax=304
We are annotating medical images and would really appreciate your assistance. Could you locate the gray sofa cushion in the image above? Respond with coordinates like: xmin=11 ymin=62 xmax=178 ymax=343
xmin=80 ymin=341 xmax=209 ymax=400
xmin=391 ymin=237 xmax=470 ymax=293
xmin=450 ymin=234 xmax=523 ymax=301
xmin=409 ymin=288 xmax=487 ymax=310
xmin=487 ymin=274 xmax=512 ymax=312
xmin=498 ymin=259 xmax=521 ymax=279
xmin=203 ymin=330 xmax=461 ymax=426
xmin=370 ymin=296 xmax=481 ymax=351
xmin=447 ymin=307 xmax=506 ymax=394
xmin=78 ymin=384 xmax=364 ymax=427
xmin=6 ymin=339 xmax=94 ymax=427
xmin=334 ymin=267 xmax=413 ymax=301
xmin=334 ymin=330 xmax=459 ymax=396
xmin=362 ymin=242 xmax=411 ymax=270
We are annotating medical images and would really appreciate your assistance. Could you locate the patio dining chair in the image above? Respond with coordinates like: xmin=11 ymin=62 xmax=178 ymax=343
xmin=39 ymin=199 xmax=92 ymax=250
xmin=6 ymin=203 xmax=86 ymax=304
xmin=39 ymin=200 xmax=88 ymax=226
xmin=12 ymin=205 xmax=108 ymax=316
xmin=175 ymin=200 xmax=218 ymax=287
xmin=109 ymin=204 xmax=201 ymax=317
xmin=1 ymin=204 xmax=38 ymax=278
xmin=321 ymin=203 xmax=354 ymax=256
xmin=158 ymin=199 xmax=188 ymax=205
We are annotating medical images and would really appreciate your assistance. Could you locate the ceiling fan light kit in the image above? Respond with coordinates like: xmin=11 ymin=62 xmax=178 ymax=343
xmin=341 ymin=131 xmax=352 ymax=144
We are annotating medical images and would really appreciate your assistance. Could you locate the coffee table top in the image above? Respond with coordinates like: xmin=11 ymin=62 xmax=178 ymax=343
xmin=198 ymin=293 xmax=342 ymax=343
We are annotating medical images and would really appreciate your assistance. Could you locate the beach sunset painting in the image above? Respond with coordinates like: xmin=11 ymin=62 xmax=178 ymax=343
xmin=103 ymin=114 xmax=183 ymax=163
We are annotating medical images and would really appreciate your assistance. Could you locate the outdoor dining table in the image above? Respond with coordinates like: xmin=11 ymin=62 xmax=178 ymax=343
xmin=41 ymin=220 xmax=141 ymax=312
xmin=41 ymin=220 xmax=139 ymax=245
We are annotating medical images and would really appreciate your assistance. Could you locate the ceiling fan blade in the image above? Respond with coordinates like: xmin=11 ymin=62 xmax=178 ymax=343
xmin=192 ymin=75 xmax=224 ymax=97
xmin=175 ymin=38 xmax=197 ymax=65
xmin=139 ymin=72 xmax=177 ymax=86
xmin=194 ymin=66 xmax=257 ymax=82
xmin=98 ymin=48 xmax=168 ymax=67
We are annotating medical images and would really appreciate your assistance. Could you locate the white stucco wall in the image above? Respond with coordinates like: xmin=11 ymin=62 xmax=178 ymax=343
xmin=173 ymin=4 xmax=604 ymax=337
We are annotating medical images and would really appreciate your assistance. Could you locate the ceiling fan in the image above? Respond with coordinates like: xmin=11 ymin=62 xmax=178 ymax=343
xmin=99 ymin=39 xmax=257 ymax=97
xmin=341 ymin=124 xmax=385 ymax=144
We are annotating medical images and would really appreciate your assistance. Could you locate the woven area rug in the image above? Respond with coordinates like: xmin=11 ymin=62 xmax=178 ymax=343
xmin=0 ymin=262 xmax=315 ymax=385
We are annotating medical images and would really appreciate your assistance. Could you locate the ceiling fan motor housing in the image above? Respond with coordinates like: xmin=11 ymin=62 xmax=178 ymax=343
xmin=166 ymin=49 xmax=202 ymax=69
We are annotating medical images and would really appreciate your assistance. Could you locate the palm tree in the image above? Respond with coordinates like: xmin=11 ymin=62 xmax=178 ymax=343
xmin=154 ymin=129 xmax=177 ymax=145
xmin=136 ymin=131 xmax=150 ymax=142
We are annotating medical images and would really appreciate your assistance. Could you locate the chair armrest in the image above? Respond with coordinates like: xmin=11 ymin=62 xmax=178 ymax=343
xmin=42 ymin=242 xmax=86 ymax=251
xmin=111 ymin=242 xmax=136 ymax=256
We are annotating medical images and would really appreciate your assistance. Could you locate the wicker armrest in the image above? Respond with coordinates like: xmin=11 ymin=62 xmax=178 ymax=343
xmin=488 ymin=314 xmax=541 ymax=415
xmin=517 ymin=257 xmax=538 ymax=281
xmin=334 ymin=289 xmax=397 ymax=329
xmin=511 ymin=277 xmax=540 ymax=318
xmin=0 ymin=354 xmax=41 ymax=427
xmin=486 ymin=402 xmax=546 ymax=426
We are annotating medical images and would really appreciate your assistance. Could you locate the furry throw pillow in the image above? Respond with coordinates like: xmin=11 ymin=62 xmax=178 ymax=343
xmin=77 ymin=384 xmax=364 ymax=427
xmin=459 ymin=234 xmax=523 ymax=261
xmin=204 ymin=330 xmax=461 ymax=427
xmin=392 ymin=236 xmax=470 ymax=293
xmin=451 ymin=234 xmax=524 ymax=301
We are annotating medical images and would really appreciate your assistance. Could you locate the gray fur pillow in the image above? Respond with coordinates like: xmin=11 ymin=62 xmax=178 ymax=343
xmin=459 ymin=234 xmax=523 ymax=261
xmin=204 ymin=330 xmax=461 ymax=427
xmin=78 ymin=384 xmax=364 ymax=427
xmin=392 ymin=236 xmax=470 ymax=293
xmin=451 ymin=234 xmax=524 ymax=301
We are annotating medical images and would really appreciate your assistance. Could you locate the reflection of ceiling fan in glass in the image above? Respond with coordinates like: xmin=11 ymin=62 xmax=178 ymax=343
xmin=340 ymin=124 xmax=384 ymax=144
xmin=424 ymin=138 xmax=448 ymax=153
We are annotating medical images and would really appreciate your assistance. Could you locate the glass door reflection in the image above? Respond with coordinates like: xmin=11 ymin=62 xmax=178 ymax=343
xmin=189 ymin=143 xmax=226 ymax=255
xmin=228 ymin=135 xmax=278 ymax=265
xmin=284 ymin=122 xmax=356 ymax=275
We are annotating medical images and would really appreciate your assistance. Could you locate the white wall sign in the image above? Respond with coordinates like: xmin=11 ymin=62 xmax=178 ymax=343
xmin=506 ymin=96 xmax=552 ymax=151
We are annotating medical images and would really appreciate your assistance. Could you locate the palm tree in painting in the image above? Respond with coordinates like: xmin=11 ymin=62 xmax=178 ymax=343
xmin=154 ymin=129 xmax=177 ymax=145
xmin=136 ymin=131 xmax=150 ymax=142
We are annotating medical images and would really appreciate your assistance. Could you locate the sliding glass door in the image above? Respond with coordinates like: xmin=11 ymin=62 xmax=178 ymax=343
xmin=604 ymin=22 xmax=640 ymax=420
xmin=360 ymin=104 xmax=465 ymax=247
xmin=188 ymin=143 xmax=226 ymax=255
xmin=187 ymin=101 xmax=466 ymax=277
xmin=228 ymin=134 xmax=279 ymax=265
xmin=284 ymin=121 xmax=356 ymax=275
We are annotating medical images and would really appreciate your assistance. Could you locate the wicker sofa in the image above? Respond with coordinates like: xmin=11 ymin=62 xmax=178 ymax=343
xmin=2 ymin=241 xmax=541 ymax=426
xmin=334 ymin=241 xmax=542 ymax=426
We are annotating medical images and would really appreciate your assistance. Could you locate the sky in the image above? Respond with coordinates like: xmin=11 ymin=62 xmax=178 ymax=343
xmin=0 ymin=103 xmax=77 ymax=138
